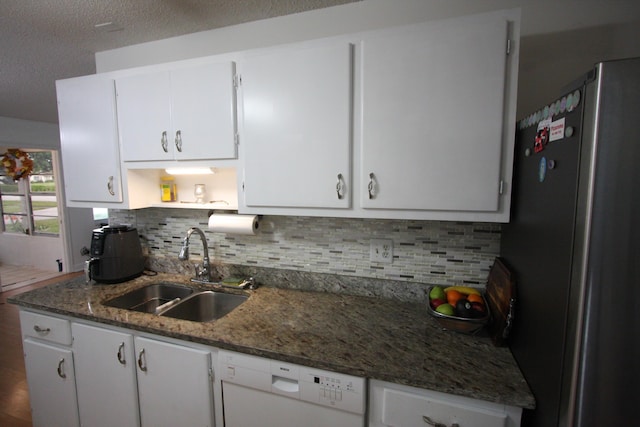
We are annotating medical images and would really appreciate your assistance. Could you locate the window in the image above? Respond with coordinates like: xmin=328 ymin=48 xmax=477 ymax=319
xmin=0 ymin=150 xmax=59 ymax=236
xmin=93 ymin=208 xmax=109 ymax=221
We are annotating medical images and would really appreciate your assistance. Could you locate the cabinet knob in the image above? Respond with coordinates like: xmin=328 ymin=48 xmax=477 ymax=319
xmin=161 ymin=131 xmax=169 ymax=153
xmin=175 ymin=130 xmax=183 ymax=152
xmin=336 ymin=173 xmax=345 ymax=199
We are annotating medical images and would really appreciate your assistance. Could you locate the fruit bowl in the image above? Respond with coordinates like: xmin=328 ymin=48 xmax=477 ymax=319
xmin=427 ymin=286 xmax=490 ymax=334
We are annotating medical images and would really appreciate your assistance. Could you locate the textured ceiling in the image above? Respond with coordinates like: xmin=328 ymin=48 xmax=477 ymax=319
xmin=0 ymin=0 xmax=357 ymax=124
xmin=3 ymin=1 xmax=640 ymax=125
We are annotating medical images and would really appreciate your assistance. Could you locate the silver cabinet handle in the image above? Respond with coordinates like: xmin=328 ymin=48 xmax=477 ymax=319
xmin=161 ymin=131 xmax=169 ymax=152
xmin=336 ymin=173 xmax=345 ymax=199
xmin=33 ymin=325 xmax=51 ymax=334
xmin=423 ymin=416 xmax=459 ymax=427
xmin=367 ymin=173 xmax=376 ymax=199
xmin=137 ymin=348 xmax=147 ymax=372
xmin=57 ymin=358 xmax=67 ymax=379
xmin=107 ymin=175 xmax=115 ymax=196
xmin=117 ymin=342 xmax=126 ymax=365
xmin=175 ymin=130 xmax=183 ymax=152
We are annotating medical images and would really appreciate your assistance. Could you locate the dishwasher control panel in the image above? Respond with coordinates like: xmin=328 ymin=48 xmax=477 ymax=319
xmin=219 ymin=350 xmax=366 ymax=415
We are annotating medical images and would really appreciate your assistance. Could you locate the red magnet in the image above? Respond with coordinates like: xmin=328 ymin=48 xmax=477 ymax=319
xmin=534 ymin=126 xmax=549 ymax=153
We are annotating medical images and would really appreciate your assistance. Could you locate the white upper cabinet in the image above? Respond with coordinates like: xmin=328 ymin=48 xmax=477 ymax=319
xmin=238 ymin=9 xmax=519 ymax=221
xmin=359 ymin=10 xmax=519 ymax=220
xmin=56 ymin=75 xmax=123 ymax=204
xmin=240 ymin=42 xmax=353 ymax=209
xmin=55 ymin=8 xmax=518 ymax=219
xmin=116 ymin=61 xmax=238 ymax=162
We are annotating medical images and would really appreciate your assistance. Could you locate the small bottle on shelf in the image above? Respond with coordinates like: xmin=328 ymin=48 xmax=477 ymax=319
xmin=160 ymin=176 xmax=177 ymax=202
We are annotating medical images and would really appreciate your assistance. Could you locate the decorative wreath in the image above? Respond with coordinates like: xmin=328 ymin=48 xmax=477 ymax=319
xmin=1 ymin=149 xmax=34 ymax=181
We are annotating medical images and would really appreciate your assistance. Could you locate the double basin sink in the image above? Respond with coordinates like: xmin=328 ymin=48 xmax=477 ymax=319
xmin=103 ymin=282 xmax=248 ymax=322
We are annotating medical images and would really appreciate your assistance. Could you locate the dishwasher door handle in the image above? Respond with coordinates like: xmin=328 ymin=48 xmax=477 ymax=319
xmin=271 ymin=375 xmax=300 ymax=395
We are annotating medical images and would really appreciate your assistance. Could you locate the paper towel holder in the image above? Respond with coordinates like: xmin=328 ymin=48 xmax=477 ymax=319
xmin=207 ymin=209 xmax=239 ymax=216
xmin=207 ymin=211 xmax=261 ymax=234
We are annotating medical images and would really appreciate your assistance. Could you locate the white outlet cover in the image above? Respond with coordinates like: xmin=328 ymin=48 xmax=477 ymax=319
xmin=370 ymin=238 xmax=393 ymax=263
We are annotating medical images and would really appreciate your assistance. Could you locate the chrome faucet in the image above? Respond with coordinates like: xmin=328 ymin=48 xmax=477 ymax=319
xmin=178 ymin=227 xmax=213 ymax=282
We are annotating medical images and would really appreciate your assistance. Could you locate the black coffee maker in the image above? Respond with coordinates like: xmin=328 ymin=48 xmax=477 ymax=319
xmin=85 ymin=225 xmax=144 ymax=284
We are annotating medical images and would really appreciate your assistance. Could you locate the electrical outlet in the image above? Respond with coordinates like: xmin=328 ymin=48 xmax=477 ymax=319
xmin=370 ymin=239 xmax=393 ymax=263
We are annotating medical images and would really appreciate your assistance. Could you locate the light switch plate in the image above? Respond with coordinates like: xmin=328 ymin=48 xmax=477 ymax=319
xmin=370 ymin=239 xmax=393 ymax=263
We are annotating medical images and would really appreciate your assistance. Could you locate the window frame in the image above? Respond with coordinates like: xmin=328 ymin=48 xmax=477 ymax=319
xmin=0 ymin=149 xmax=59 ymax=237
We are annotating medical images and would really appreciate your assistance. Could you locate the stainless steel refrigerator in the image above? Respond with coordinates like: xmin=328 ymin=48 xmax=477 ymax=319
xmin=501 ymin=57 xmax=640 ymax=427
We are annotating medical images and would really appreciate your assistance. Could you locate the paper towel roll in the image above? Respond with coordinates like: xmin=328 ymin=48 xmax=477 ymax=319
xmin=208 ymin=214 xmax=259 ymax=235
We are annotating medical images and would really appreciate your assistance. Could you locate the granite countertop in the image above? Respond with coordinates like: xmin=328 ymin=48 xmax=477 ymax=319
xmin=9 ymin=273 xmax=534 ymax=409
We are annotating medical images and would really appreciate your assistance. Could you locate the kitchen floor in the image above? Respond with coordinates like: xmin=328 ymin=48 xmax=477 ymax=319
xmin=0 ymin=272 xmax=80 ymax=427
xmin=0 ymin=264 xmax=66 ymax=292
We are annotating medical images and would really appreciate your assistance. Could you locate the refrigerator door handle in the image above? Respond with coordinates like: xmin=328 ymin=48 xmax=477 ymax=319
xmin=503 ymin=298 xmax=515 ymax=338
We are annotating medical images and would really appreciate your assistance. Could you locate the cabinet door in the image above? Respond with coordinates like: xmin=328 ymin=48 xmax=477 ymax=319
xmin=117 ymin=71 xmax=173 ymax=161
xmin=56 ymin=75 xmax=123 ymax=203
xmin=241 ymin=42 xmax=353 ymax=208
xmin=171 ymin=62 xmax=238 ymax=160
xmin=134 ymin=337 xmax=213 ymax=427
xmin=23 ymin=339 xmax=79 ymax=427
xmin=361 ymin=11 xmax=510 ymax=212
xmin=72 ymin=323 xmax=140 ymax=427
xmin=117 ymin=62 xmax=237 ymax=162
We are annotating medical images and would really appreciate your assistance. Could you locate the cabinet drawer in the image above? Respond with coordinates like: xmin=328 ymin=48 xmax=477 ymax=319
xmin=381 ymin=387 xmax=508 ymax=427
xmin=20 ymin=311 xmax=72 ymax=346
xmin=369 ymin=380 xmax=521 ymax=427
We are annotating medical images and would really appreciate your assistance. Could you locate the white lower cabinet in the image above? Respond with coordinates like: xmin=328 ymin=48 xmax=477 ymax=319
xmin=134 ymin=336 xmax=213 ymax=427
xmin=72 ymin=323 xmax=140 ymax=426
xmin=20 ymin=311 xmax=523 ymax=427
xmin=20 ymin=311 xmax=79 ymax=427
xmin=71 ymin=322 xmax=215 ymax=427
xmin=23 ymin=339 xmax=80 ymax=427
xmin=368 ymin=380 xmax=522 ymax=427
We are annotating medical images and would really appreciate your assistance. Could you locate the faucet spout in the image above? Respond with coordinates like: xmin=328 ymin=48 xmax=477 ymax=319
xmin=178 ymin=237 xmax=189 ymax=260
xmin=179 ymin=227 xmax=212 ymax=282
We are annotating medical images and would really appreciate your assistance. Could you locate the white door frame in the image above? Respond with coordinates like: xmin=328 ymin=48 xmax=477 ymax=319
xmin=0 ymin=117 xmax=94 ymax=273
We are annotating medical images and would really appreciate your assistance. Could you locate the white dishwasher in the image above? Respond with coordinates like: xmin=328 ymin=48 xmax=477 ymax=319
xmin=218 ymin=350 xmax=366 ymax=427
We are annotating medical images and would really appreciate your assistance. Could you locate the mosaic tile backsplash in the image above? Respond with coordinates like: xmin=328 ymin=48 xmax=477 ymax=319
xmin=110 ymin=208 xmax=501 ymax=293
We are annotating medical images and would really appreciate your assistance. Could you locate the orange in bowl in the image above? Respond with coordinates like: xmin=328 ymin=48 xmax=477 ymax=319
xmin=467 ymin=293 xmax=484 ymax=304
xmin=446 ymin=290 xmax=463 ymax=306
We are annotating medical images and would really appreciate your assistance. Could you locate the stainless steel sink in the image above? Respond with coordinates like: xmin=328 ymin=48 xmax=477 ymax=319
xmin=103 ymin=283 xmax=195 ymax=314
xmin=159 ymin=291 xmax=248 ymax=322
xmin=103 ymin=283 xmax=248 ymax=322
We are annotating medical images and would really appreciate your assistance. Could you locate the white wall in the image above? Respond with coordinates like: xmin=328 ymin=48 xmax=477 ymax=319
xmin=95 ymin=0 xmax=640 ymax=116
xmin=0 ymin=116 xmax=60 ymax=149
xmin=518 ymin=19 xmax=640 ymax=114
xmin=0 ymin=233 xmax=63 ymax=270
